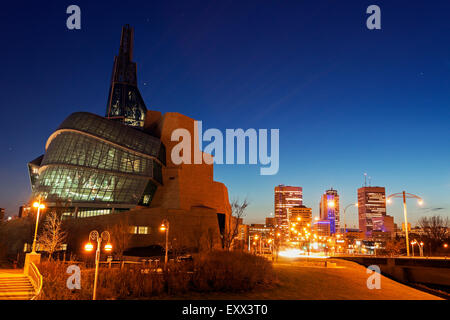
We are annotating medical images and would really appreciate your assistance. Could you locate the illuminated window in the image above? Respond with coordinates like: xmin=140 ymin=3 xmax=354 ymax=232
xmin=138 ymin=226 xmax=149 ymax=234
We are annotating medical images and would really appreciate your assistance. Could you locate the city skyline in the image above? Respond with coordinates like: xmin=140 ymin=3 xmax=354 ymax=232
xmin=0 ymin=1 xmax=449 ymax=229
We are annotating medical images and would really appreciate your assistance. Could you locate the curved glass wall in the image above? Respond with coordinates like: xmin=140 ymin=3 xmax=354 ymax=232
xmin=36 ymin=165 xmax=152 ymax=204
xmin=42 ymin=131 xmax=161 ymax=182
xmin=56 ymin=112 xmax=166 ymax=164
xmin=32 ymin=112 xmax=164 ymax=208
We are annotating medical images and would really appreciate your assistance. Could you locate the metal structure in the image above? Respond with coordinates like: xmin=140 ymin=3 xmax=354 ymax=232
xmin=87 ymin=230 xmax=111 ymax=300
xmin=341 ymin=203 xmax=358 ymax=234
xmin=31 ymin=199 xmax=45 ymax=253
xmin=386 ymin=191 xmax=423 ymax=257
xmin=106 ymin=24 xmax=147 ymax=128
xmin=160 ymin=220 xmax=170 ymax=265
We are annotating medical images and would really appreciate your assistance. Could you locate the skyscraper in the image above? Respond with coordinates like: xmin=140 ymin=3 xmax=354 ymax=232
xmin=357 ymin=186 xmax=387 ymax=238
xmin=274 ymin=185 xmax=303 ymax=235
xmin=319 ymin=188 xmax=340 ymax=235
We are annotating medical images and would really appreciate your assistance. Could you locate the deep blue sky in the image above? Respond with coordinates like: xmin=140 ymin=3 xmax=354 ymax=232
xmin=0 ymin=1 xmax=449 ymax=226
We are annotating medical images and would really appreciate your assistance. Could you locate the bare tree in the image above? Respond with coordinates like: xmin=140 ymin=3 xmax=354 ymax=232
xmin=205 ymin=227 xmax=217 ymax=252
xmin=109 ymin=217 xmax=132 ymax=259
xmin=418 ymin=215 xmax=449 ymax=242
xmin=38 ymin=211 xmax=67 ymax=260
xmin=383 ymin=238 xmax=405 ymax=257
xmin=223 ymin=198 xmax=248 ymax=251
xmin=189 ymin=222 xmax=205 ymax=253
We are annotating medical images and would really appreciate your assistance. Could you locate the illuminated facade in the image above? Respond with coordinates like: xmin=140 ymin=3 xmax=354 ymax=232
xmin=29 ymin=112 xmax=164 ymax=217
xmin=319 ymin=188 xmax=340 ymax=235
xmin=288 ymin=205 xmax=312 ymax=240
xmin=274 ymin=185 xmax=303 ymax=235
xmin=312 ymin=219 xmax=331 ymax=237
xmin=357 ymin=186 xmax=387 ymax=238
xmin=26 ymin=25 xmax=232 ymax=252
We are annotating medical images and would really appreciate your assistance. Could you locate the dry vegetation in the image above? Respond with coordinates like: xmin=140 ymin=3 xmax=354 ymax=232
xmin=37 ymin=251 xmax=275 ymax=300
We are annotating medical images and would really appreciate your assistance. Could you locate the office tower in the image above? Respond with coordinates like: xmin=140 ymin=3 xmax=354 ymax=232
xmin=274 ymin=185 xmax=303 ymax=235
xmin=312 ymin=220 xmax=331 ymax=237
xmin=319 ymin=188 xmax=340 ymax=235
xmin=288 ymin=205 xmax=312 ymax=241
xmin=357 ymin=186 xmax=387 ymax=238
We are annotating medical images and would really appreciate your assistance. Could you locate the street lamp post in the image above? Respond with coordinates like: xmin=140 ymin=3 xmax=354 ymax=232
xmin=84 ymin=230 xmax=111 ymax=300
xmin=387 ymin=191 xmax=423 ymax=257
xmin=419 ymin=241 xmax=424 ymax=257
xmin=159 ymin=219 xmax=170 ymax=265
xmin=341 ymin=203 xmax=358 ymax=234
xmin=31 ymin=200 xmax=45 ymax=253
xmin=410 ymin=240 xmax=416 ymax=257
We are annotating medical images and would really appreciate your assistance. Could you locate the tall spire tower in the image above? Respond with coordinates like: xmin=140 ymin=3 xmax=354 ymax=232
xmin=106 ymin=24 xmax=147 ymax=128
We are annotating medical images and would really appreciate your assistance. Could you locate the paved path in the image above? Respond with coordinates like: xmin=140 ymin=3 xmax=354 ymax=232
xmin=172 ymin=258 xmax=442 ymax=300
xmin=0 ymin=269 xmax=35 ymax=300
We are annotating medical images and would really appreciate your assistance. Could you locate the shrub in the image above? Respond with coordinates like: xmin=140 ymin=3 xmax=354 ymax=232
xmin=37 ymin=251 xmax=274 ymax=299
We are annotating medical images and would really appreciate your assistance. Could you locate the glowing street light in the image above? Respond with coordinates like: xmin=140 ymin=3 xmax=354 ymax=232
xmin=104 ymin=243 xmax=113 ymax=252
xmin=387 ymin=191 xmax=423 ymax=257
xmin=410 ymin=240 xmax=417 ymax=257
xmin=84 ymin=242 xmax=94 ymax=252
xmin=85 ymin=230 xmax=111 ymax=300
xmin=159 ymin=219 xmax=170 ymax=265
xmin=31 ymin=199 xmax=45 ymax=253
xmin=419 ymin=241 xmax=424 ymax=257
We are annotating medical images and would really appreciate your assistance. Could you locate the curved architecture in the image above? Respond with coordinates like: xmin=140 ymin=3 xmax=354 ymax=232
xmin=31 ymin=112 xmax=164 ymax=216
xmin=27 ymin=25 xmax=232 ymax=252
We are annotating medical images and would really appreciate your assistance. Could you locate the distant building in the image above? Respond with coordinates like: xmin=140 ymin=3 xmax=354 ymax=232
xmin=373 ymin=215 xmax=395 ymax=235
xmin=248 ymin=223 xmax=274 ymax=253
xmin=319 ymin=188 xmax=340 ymax=235
xmin=371 ymin=231 xmax=394 ymax=241
xmin=313 ymin=219 xmax=330 ymax=237
xmin=402 ymin=222 xmax=411 ymax=232
xmin=288 ymin=205 xmax=312 ymax=241
xmin=0 ymin=208 xmax=5 ymax=222
xmin=248 ymin=224 xmax=273 ymax=239
xmin=274 ymin=185 xmax=303 ymax=236
xmin=236 ymin=224 xmax=249 ymax=250
xmin=18 ymin=205 xmax=31 ymax=218
xmin=265 ymin=217 xmax=277 ymax=228
xmin=357 ymin=186 xmax=387 ymax=238
xmin=344 ymin=229 xmax=364 ymax=241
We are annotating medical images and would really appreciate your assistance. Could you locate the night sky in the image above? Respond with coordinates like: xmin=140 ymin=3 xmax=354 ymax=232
xmin=0 ymin=1 xmax=449 ymax=227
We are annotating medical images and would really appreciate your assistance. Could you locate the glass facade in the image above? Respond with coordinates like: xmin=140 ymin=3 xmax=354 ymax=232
xmin=55 ymin=112 xmax=165 ymax=164
xmin=31 ymin=112 xmax=164 ymax=213
xmin=107 ymin=84 xmax=147 ymax=128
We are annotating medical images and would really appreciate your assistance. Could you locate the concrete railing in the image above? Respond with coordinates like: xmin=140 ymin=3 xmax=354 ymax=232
xmin=338 ymin=256 xmax=450 ymax=287
xmin=28 ymin=262 xmax=43 ymax=300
